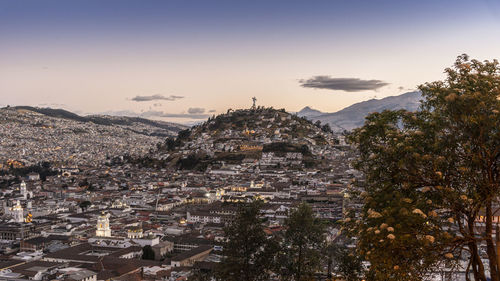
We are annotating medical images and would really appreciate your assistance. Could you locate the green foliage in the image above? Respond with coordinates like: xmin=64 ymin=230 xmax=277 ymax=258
xmin=278 ymin=203 xmax=326 ymax=281
xmin=347 ymin=54 xmax=500 ymax=281
xmin=177 ymin=129 xmax=191 ymax=140
xmin=215 ymin=201 xmax=279 ymax=281
xmin=262 ymin=142 xmax=310 ymax=155
xmin=142 ymin=245 xmax=155 ymax=260
xmin=214 ymin=152 xmax=247 ymax=164
xmin=328 ymin=242 xmax=364 ymax=281
xmin=79 ymin=201 xmax=91 ymax=211
xmin=321 ymin=123 xmax=332 ymax=133
xmin=164 ymin=137 xmax=181 ymax=151
xmin=176 ymin=153 xmax=209 ymax=171
xmin=2 ymin=161 xmax=57 ymax=181
xmin=189 ymin=269 xmax=213 ymax=281
xmin=78 ymin=178 xmax=89 ymax=187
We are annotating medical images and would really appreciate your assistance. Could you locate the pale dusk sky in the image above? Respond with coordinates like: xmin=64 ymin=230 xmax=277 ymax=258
xmin=1 ymin=0 xmax=499 ymax=123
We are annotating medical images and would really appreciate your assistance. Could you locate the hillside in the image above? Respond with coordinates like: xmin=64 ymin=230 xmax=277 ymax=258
xmin=298 ymin=91 xmax=422 ymax=131
xmin=0 ymin=106 xmax=186 ymax=167
xmin=132 ymin=107 xmax=349 ymax=171
xmin=12 ymin=106 xmax=186 ymax=136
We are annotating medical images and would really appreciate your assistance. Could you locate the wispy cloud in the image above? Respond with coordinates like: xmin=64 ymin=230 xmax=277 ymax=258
xmin=99 ymin=106 xmax=211 ymax=120
xmin=37 ymin=103 xmax=67 ymax=108
xmin=299 ymin=76 xmax=389 ymax=92
xmin=187 ymin=107 xmax=205 ymax=114
xmin=161 ymin=113 xmax=210 ymax=119
xmin=130 ymin=95 xmax=184 ymax=102
xmin=141 ymin=110 xmax=209 ymax=119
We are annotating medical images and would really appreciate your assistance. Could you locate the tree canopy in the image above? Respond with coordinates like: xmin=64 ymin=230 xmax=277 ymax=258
xmin=278 ymin=203 xmax=326 ymax=281
xmin=215 ymin=201 xmax=278 ymax=281
xmin=214 ymin=202 xmax=327 ymax=281
xmin=347 ymin=54 xmax=500 ymax=281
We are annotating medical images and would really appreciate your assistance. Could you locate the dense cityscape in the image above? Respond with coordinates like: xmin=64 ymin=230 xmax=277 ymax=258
xmin=2 ymin=1 xmax=500 ymax=280
xmin=0 ymin=104 xmax=361 ymax=280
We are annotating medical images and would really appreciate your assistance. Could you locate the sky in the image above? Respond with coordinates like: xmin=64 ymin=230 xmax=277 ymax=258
xmin=1 ymin=0 xmax=499 ymax=123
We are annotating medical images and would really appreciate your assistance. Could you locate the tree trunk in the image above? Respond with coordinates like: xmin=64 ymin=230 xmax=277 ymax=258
xmin=297 ymin=246 xmax=302 ymax=281
xmin=468 ymin=216 xmax=488 ymax=281
xmin=327 ymin=254 xmax=332 ymax=278
xmin=485 ymin=203 xmax=500 ymax=281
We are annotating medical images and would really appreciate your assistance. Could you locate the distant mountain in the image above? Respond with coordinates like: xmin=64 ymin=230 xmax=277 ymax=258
xmin=297 ymin=91 xmax=422 ymax=131
xmin=10 ymin=106 xmax=187 ymax=136
xmin=297 ymin=106 xmax=324 ymax=119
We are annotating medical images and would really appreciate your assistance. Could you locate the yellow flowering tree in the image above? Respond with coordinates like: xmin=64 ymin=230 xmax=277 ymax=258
xmin=347 ymin=54 xmax=500 ymax=281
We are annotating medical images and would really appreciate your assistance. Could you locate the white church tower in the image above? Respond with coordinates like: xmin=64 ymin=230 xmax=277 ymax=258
xmin=11 ymin=200 xmax=24 ymax=223
xmin=20 ymin=181 xmax=27 ymax=200
xmin=96 ymin=212 xmax=111 ymax=237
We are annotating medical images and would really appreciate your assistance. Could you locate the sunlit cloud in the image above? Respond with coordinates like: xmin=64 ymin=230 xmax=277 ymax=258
xmin=187 ymin=107 xmax=205 ymax=114
xmin=130 ymin=95 xmax=184 ymax=102
xmin=299 ymin=76 xmax=389 ymax=92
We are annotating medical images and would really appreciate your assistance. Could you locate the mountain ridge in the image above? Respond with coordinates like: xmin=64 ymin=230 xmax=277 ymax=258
xmin=297 ymin=91 xmax=422 ymax=131
xmin=6 ymin=105 xmax=187 ymax=135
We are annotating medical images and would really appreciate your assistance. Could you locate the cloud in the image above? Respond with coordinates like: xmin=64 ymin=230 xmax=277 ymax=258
xmin=208 ymin=109 xmax=216 ymax=113
xmin=37 ymin=103 xmax=67 ymax=108
xmin=130 ymin=95 xmax=184 ymax=102
xmin=187 ymin=107 xmax=205 ymax=114
xmin=299 ymin=76 xmax=389 ymax=92
xmin=98 ymin=110 xmax=141 ymax=117
xmin=160 ymin=113 xmax=210 ymax=119
xmin=141 ymin=110 xmax=209 ymax=119
xmin=97 ymin=109 xmax=210 ymax=120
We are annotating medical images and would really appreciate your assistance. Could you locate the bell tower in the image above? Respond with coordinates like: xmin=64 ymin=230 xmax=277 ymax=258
xmin=20 ymin=181 xmax=27 ymax=200
xmin=96 ymin=212 xmax=111 ymax=237
xmin=12 ymin=200 xmax=24 ymax=223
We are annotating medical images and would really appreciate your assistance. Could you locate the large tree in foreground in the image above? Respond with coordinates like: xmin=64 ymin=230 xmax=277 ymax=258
xmin=215 ymin=201 xmax=278 ymax=281
xmin=278 ymin=203 xmax=326 ymax=281
xmin=348 ymin=54 xmax=500 ymax=281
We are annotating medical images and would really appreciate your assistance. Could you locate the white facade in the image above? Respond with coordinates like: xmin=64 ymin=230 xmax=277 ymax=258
xmin=127 ymin=228 xmax=144 ymax=239
xmin=95 ymin=212 xmax=111 ymax=237
xmin=20 ymin=181 xmax=27 ymax=200
xmin=11 ymin=200 xmax=24 ymax=223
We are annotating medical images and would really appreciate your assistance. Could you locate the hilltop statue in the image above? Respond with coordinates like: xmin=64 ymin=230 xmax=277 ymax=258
xmin=252 ymin=97 xmax=257 ymax=109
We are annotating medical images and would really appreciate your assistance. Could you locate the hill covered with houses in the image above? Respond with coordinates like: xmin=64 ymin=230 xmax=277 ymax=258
xmin=131 ymin=107 xmax=352 ymax=172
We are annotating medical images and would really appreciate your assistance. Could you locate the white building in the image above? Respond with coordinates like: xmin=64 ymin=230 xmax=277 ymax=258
xmin=95 ymin=212 xmax=111 ymax=237
xmin=11 ymin=200 xmax=24 ymax=223
xmin=20 ymin=181 xmax=27 ymax=200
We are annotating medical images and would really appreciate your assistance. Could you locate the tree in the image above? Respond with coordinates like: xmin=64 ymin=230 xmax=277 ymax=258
xmin=328 ymin=242 xmax=364 ymax=281
xmin=78 ymin=178 xmax=89 ymax=187
xmin=177 ymin=129 xmax=191 ymax=140
xmin=79 ymin=201 xmax=91 ymax=211
xmin=189 ymin=263 xmax=215 ymax=281
xmin=189 ymin=269 xmax=213 ymax=281
xmin=215 ymin=201 xmax=278 ymax=281
xmin=348 ymin=54 xmax=500 ymax=281
xmin=278 ymin=203 xmax=326 ymax=281
xmin=321 ymin=123 xmax=332 ymax=133
xmin=142 ymin=245 xmax=155 ymax=260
